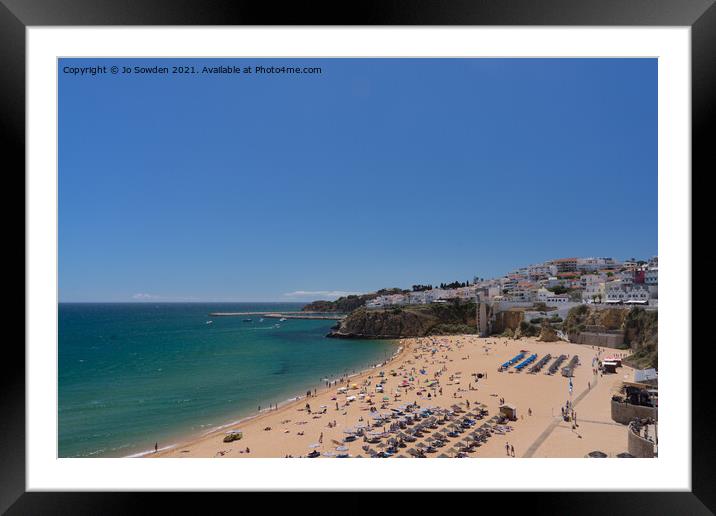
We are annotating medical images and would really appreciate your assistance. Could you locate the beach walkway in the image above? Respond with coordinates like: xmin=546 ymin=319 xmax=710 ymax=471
xmin=522 ymin=365 xmax=629 ymax=458
xmin=522 ymin=371 xmax=599 ymax=458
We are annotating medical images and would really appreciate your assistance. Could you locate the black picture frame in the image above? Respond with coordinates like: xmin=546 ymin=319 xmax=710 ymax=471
xmin=3 ymin=0 xmax=710 ymax=512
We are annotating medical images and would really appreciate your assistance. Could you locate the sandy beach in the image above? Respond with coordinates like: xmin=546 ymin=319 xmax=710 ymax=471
xmin=152 ymin=335 xmax=633 ymax=458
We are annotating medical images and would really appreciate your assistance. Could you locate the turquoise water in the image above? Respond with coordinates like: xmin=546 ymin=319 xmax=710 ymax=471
xmin=58 ymin=303 xmax=396 ymax=457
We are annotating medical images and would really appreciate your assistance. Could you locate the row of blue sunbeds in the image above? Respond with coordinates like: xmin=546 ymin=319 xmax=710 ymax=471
xmin=514 ymin=354 xmax=538 ymax=371
xmin=500 ymin=352 xmax=525 ymax=370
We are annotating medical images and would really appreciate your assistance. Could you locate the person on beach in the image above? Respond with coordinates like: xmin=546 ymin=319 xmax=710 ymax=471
xmin=154 ymin=442 xmax=158 ymax=453
xmin=510 ymin=445 xmax=515 ymax=457
xmin=505 ymin=442 xmax=510 ymax=456
xmin=319 ymin=432 xmax=323 ymax=443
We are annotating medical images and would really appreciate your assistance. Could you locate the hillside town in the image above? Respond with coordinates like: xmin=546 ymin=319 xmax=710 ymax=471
xmin=366 ymin=256 xmax=658 ymax=309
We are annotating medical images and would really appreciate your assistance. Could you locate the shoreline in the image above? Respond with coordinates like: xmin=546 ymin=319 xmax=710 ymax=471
xmin=144 ymin=341 xmax=408 ymax=458
xmin=150 ymin=334 xmax=636 ymax=459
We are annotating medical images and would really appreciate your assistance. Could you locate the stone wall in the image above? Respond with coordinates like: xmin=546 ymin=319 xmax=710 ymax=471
xmin=611 ymin=400 xmax=657 ymax=425
xmin=628 ymin=422 xmax=656 ymax=458
xmin=574 ymin=331 xmax=625 ymax=348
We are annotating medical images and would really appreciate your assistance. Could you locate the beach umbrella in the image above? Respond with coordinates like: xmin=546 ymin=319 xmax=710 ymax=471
xmin=322 ymin=451 xmax=335 ymax=457
xmin=309 ymin=443 xmax=321 ymax=449
xmin=438 ymin=453 xmax=450 ymax=458
xmin=335 ymin=445 xmax=349 ymax=452
xmin=617 ymin=452 xmax=635 ymax=458
xmin=587 ymin=450 xmax=608 ymax=458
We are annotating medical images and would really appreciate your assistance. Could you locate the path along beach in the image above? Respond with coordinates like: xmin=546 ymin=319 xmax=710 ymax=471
xmin=152 ymin=335 xmax=633 ymax=458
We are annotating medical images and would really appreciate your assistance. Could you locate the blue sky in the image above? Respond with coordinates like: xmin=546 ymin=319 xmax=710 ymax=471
xmin=59 ymin=58 xmax=657 ymax=302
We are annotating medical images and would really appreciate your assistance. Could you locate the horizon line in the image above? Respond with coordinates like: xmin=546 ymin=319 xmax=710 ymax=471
xmin=58 ymin=300 xmax=313 ymax=304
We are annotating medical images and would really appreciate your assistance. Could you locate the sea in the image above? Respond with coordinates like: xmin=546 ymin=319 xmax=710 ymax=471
xmin=58 ymin=302 xmax=396 ymax=458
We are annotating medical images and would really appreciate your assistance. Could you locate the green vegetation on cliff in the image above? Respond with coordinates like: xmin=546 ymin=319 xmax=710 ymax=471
xmin=329 ymin=301 xmax=477 ymax=339
xmin=622 ymin=308 xmax=658 ymax=369
xmin=623 ymin=307 xmax=658 ymax=348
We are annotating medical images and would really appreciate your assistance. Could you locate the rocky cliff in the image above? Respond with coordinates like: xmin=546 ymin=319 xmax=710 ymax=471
xmin=622 ymin=308 xmax=658 ymax=369
xmin=538 ymin=321 xmax=559 ymax=342
xmin=563 ymin=305 xmax=628 ymax=335
xmin=492 ymin=309 xmax=524 ymax=334
xmin=563 ymin=305 xmax=657 ymax=368
xmin=328 ymin=302 xmax=477 ymax=339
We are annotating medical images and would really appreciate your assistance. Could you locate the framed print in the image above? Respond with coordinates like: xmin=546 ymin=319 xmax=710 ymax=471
xmin=4 ymin=0 xmax=712 ymax=512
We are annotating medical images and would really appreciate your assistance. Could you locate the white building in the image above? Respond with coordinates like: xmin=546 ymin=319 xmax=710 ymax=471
xmin=618 ymin=270 xmax=635 ymax=286
xmin=536 ymin=288 xmax=570 ymax=304
xmin=544 ymin=277 xmax=564 ymax=289
xmin=582 ymin=282 xmax=606 ymax=301
xmin=454 ymin=286 xmax=478 ymax=300
xmin=580 ymin=273 xmax=606 ymax=287
xmin=508 ymin=287 xmax=535 ymax=302
xmin=605 ymin=282 xmax=650 ymax=303
xmin=486 ymin=285 xmax=502 ymax=299
xmin=527 ymin=263 xmax=558 ymax=279
xmin=576 ymin=257 xmax=620 ymax=271
xmin=407 ymin=291 xmax=429 ymax=305
xmin=367 ymin=293 xmax=408 ymax=307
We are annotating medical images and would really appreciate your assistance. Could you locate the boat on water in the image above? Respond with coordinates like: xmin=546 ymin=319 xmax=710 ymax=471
xmin=279 ymin=317 xmax=287 ymax=322
xmin=243 ymin=318 xmax=253 ymax=322
xmin=259 ymin=318 xmax=264 ymax=322
xmin=205 ymin=320 xmax=213 ymax=324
